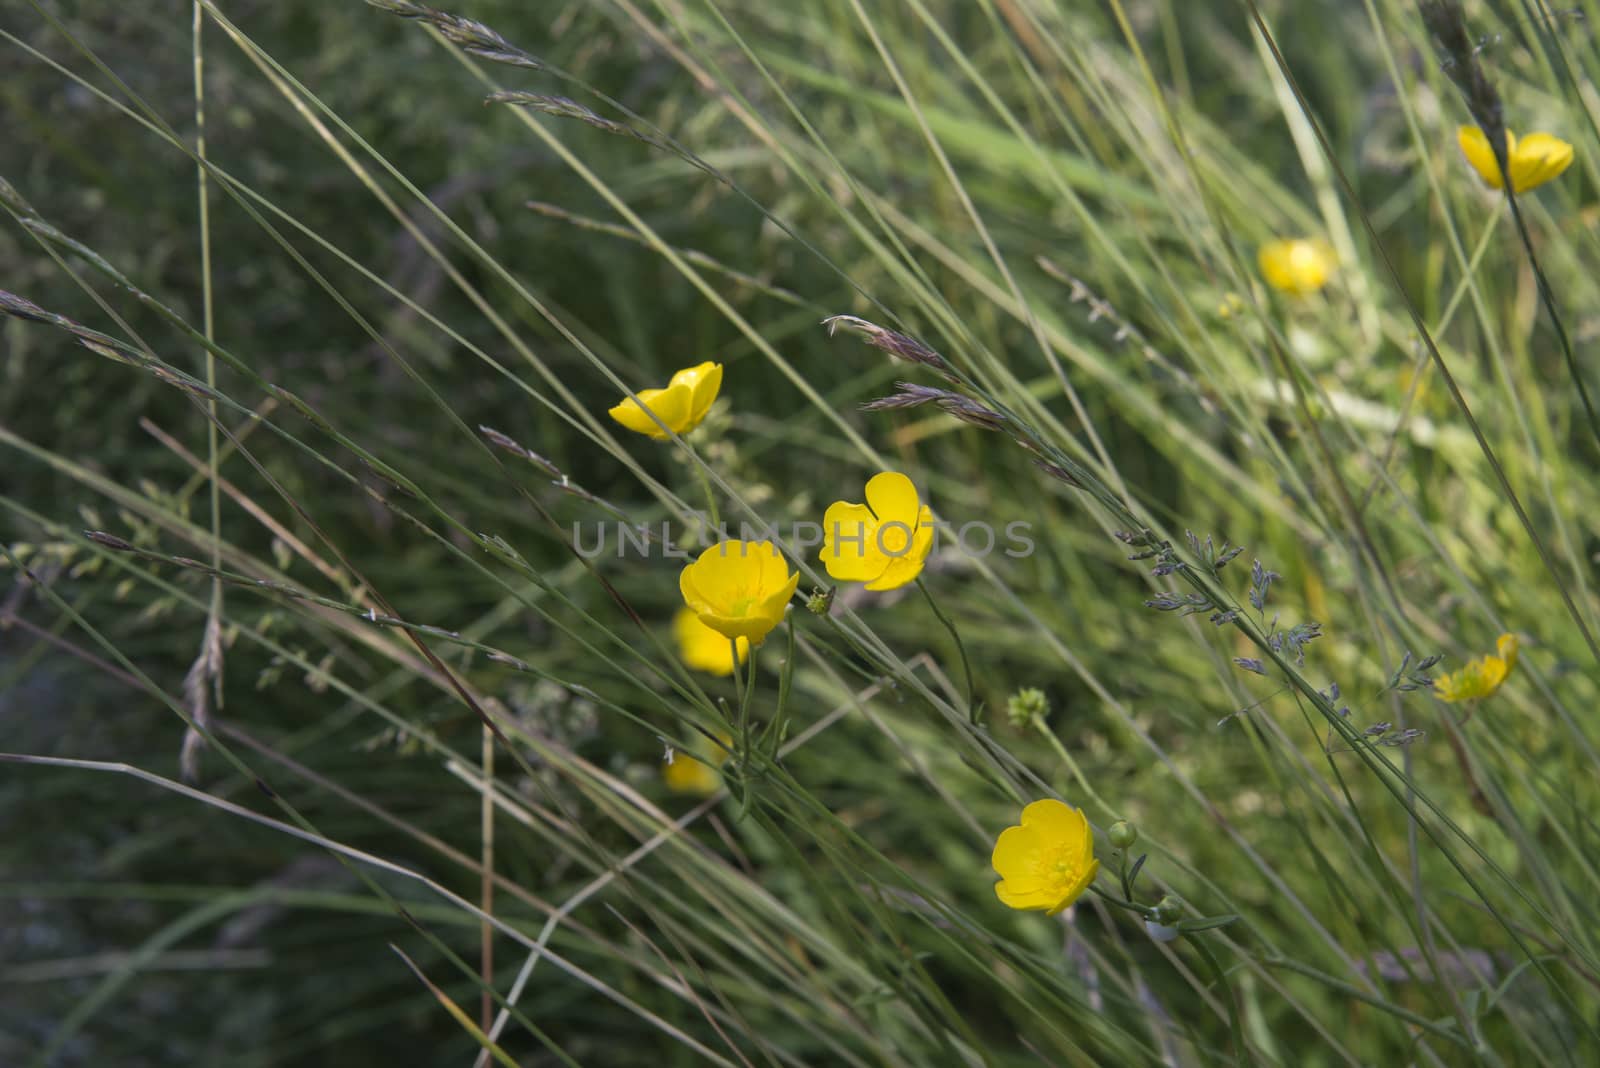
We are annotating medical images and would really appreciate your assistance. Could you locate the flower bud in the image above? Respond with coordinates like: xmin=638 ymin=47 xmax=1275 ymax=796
xmin=1153 ymin=894 xmax=1183 ymax=926
xmin=1109 ymin=820 xmax=1138 ymax=849
xmin=1006 ymin=687 xmax=1050 ymax=729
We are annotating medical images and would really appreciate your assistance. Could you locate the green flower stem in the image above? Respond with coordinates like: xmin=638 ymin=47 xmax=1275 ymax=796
xmin=1032 ymin=717 xmax=1121 ymax=823
xmin=1087 ymin=882 xmax=1149 ymax=916
xmin=727 ymin=638 xmax=758 ymax=819
xmin=1188 ymin=933 xmax=1249 ymax=1068
xmin=915 ymin=577 xmax=974 ymax=722
xmin=691 ymin=457 xmax=721 ymax=533
xmin=772 ymin=616 xmax=795 ymax=740
xmin=740 ymin=639 xmax=757 ymax=729
xmin=1502 ymin=189 xmax=1600 ymax=457
xmin=729 ymin=639 xmax=757 ymax=753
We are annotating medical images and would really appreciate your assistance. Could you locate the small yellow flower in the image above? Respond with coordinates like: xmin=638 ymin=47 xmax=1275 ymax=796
xmin=991 ymin=799 xmax=1100 ymax=914
xmin=609 ymin=361 xmax=723 ymax=439
xmin=663 ymin=731 xmax=732 ymax=796
xmin=820 ymin=471 xmax=935 ymax=592
xmin=1434 ymin=633 xmax=1520 ymax=703
xmin=673 ymin=607 xmax=749 ymax=677
xmin=1258 ymin=238 xmax=1335 ymax=296
xmin=1458 ymin=126 xmax=1573 ymax=194
xmin=679 ymin=539 xmax=799 ymax=646
xmin=662 ymin=753 xmax=721 ymax=795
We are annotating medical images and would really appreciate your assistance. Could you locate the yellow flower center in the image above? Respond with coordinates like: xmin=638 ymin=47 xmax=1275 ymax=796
xmin=1034 ymin=843 xmax=1078 ymax=890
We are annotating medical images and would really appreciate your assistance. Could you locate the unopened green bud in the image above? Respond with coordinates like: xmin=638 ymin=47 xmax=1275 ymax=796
xmin=1109 ymin=820 xmax=1138 ymax=850
xmin=1006 ymin=687 xmax=1050 ymax=729
xmin=806 ymin=587 xmax=834 ymax=615
xmin=1153 ymin=894 xmax=1183 ymax=926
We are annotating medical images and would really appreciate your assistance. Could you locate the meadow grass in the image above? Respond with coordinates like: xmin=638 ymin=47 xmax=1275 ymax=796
xmin=4 ymin=0 xmax=1600 ymax=1064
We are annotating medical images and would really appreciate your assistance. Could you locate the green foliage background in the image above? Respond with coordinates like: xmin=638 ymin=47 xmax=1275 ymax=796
xmin=4 ymin=0 xmax=1600 ymax=1064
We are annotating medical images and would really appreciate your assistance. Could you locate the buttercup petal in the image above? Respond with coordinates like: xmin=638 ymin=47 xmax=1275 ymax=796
xmin=1290 ymin=243 xmax=1330 ymax=290
xmin=1480 ymin=656 xmax=1509 ymax=694
xmin=1020 ymin=798 xmax=1081 ymax=837
xmin=1497 ymin=633 xmax=1520 ymax=673
xmin=1511 ymin=133 xmax=1572 ymax=193
xmin=680 ymin=554 xmax=724 ymax=606
xmin=1435 ymin=662 xmax=1487 ymax=702
xmin=1257 ymin=242 xmax=1286 ymax=290
xmin=674 ymin=607 xmax=748 ymax=676
xmin=864 ymin=471 xmax=921 ymax=526
xmin=821 ymin=501 xmax=891 ymax=582
xmin=1509 ymin=154 xmax=1547 ymax=193
xmin=1458 ymin=125 xmax=1508 ymax=190
xmin=693 ymin=609 xmax=785 ymax=643
xmin=609 ymin=383 xmax=693 ymax=438
xmin=689 ymin=541 xmax=764 ymax=602
xmin=678 ymin=562 xmax=715 ymax=617
xmin=684 ymin=543 xmax=750 ymax=610
xmin=752 ymin=540 xmax=794 ymax=592
xmin=1258 ymin=239 xmax=1332 ymax=296
xmin=865 ymin=508 xmax=935 ymax=592
xmin=663 ymin=754 xmax=721 ymax=796
xmin=670 ymin=361 xmax=723 ymax=425
xmin=995 ymin=880 xmax=1058 ymax=911
xmin=990 ymin=824 xmax=1042 ymax=878
xmin=754 ymin=570 xmax=800 ymax=628
xmin=1065 ymin=806 xmax=1092 ymax=861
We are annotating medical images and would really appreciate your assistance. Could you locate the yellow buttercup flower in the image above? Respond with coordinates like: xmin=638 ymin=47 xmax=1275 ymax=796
xmin=1458 ymin=126 xmax=1573 ymax=194
xmin=1258 ymin=238 xmax=1335 ymax=296
xmin=679 ymin=540 xmax=798 ymax=645
xmin=1434 ymin=633 xmax=1520 ymax=703
xmin=663 ymin=731 xmax=732 ymax=796
xmin=992 ymin=799 xmax=1100 ymax=914
xmin=609 ymin=361 xmax=723 ymax=439
xmin=662 ymin=752 xmax=721 ymax=795
xmin=820 ymin=471 xmax=935 ymax=592
xmin=673 ymin=607 xmax=749 ymax=677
